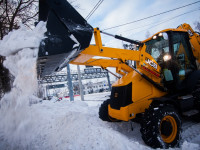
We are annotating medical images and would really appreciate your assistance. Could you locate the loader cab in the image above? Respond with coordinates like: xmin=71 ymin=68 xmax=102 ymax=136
xmin=145 ymin=31 xmax=197 ymax=92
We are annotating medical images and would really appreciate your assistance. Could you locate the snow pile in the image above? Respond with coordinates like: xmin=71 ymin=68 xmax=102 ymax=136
xmin=0 ymin=98 xmax=150 ymax=150
xmin=0 ymin=92 xmax=198 ymax=150
xmin=181 ymin=141 xmax=199 ymax=150
xmin=0 ymin=22 xmax=46 ymax=149
xmin=0 ymin=23 xmax=45 ymax=57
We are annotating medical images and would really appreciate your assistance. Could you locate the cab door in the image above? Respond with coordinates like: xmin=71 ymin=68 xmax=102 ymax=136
xmin=171 ymin=32 xmax=196 ymax=81
xmin=168 ymin=31 xmax=197 ymax=91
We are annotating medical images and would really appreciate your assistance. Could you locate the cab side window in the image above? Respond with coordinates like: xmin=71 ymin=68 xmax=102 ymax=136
xmin=172 ymin=32 xmax=196 ymax=80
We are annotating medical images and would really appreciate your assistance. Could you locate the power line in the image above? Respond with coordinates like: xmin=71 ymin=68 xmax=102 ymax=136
xmin=102 ymin=0 xmax=200 ymax=31
xmin=106 ymin=8 xmax=200 ymax=46
xmin=126 ymin=8 xmax=200 ymax=38
xmin=85 ymin=0 xmax=104 ymax=20
xmin=86 ymin=0 xmax=102 ymax=20
xmin=121 ymin=8 xmax=200 ymax=34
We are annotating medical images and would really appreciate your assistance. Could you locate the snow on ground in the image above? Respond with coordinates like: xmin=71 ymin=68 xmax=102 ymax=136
xmin=0 ymin=91 xmax=150 ymax=150
xmin=0 ymin=22 xmax=200 ymax=150
xmin=0 ymin=92 xmax=200 ymax=150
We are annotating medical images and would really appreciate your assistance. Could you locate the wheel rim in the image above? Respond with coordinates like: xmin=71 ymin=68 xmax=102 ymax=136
xmin=160 ymin=115 xmax=177 ymax=143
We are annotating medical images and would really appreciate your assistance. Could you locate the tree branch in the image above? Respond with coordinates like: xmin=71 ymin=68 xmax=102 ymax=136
xmin=19 ymin=0 xmax=35 ymax=11
xmin=21 ymin=11 xmax=38 ymax=24
xmin=9 ymin=0 xmax=23 ymax=31
xmin=5 ymin=0 xmax=11 ymax=23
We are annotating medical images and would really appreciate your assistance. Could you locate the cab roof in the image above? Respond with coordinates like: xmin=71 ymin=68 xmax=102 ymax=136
xmin=142 ymin=28 xmax=188 ymax=43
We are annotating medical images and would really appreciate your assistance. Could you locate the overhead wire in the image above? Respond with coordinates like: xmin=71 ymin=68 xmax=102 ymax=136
xmin=121 ymin=8 xmax=200 ymax=34
xmin=131 ymin=9 xmax=200 ymax=38
xmin=85 ymin=0 xmax=101 ymax=20
xmin=102 ymin=0 xmax=200 ymax=31
xmin=85 ymin=0 xmax=104 ymax=20
xmin=106 ymin=8 xmax=200 ymax=46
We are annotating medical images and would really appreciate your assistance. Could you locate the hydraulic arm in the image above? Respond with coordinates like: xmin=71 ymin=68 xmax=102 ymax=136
xmin=70 ymin=28 xmax=140 ymax=75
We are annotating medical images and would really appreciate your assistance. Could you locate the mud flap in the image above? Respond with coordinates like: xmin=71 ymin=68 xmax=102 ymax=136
xmin=37 ymin=0 xmax=93 ymax=77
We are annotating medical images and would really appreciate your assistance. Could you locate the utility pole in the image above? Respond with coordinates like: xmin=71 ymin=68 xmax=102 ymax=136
xmin=67 ymin=63 xmax=74 ymax=101
xmin=46 ymin=85 xmax=49 ymax=99
xmin=106 ymin=71 xmax=112 ymax=91
xmin=77 ymin=65 xmax=84 ymax=101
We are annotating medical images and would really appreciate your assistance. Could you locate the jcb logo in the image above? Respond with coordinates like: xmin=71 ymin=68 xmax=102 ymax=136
xmin=145 ymin=58 xmax=157 ymax=70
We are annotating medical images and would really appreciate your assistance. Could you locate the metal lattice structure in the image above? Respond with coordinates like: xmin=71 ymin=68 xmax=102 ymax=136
xmin=39 ymin=68 xmax=109 ymax=84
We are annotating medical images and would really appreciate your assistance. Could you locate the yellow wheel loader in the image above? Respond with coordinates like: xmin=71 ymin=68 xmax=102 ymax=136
xmin=37 ymin=0 xmax=200 ymax=148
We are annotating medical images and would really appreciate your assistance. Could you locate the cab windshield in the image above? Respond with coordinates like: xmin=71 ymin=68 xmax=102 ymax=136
xmin=145 ymin=33 xmax=169 ymax=62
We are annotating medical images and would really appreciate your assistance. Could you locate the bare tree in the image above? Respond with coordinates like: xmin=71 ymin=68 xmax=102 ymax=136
xmin=194 ymin=21 xmax=200 ymax=32
xmin=0 ymin=0 xmax=38 ymax=99
xmin=0 ymin=0 xmax=38 ymax=39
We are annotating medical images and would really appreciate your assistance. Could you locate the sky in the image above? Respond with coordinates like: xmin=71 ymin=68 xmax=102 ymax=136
xmin=73 ymin=0 xmax=200 ymax=48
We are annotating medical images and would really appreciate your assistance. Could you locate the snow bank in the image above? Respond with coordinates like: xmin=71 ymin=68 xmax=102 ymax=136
xmin=0 ymin=99 xmax=150 ymax=150
xmin=181 ymin=141 xmax=199 ymax=150
xmin=0 ymin=23 xmax=45 ymax=57
xmin=0 ymin=22 xmax=46 ymax=107
xmin=0 ymin=22 xmax=46 ymax=149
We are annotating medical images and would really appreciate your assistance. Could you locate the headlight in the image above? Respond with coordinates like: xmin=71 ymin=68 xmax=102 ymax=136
xmin=153 ymin=35 xmax=157 ymax=39
xmin=158 ymin=33 xmax=163 ymax=36
xmin=163 ymin=54 xmax=171 ymax=61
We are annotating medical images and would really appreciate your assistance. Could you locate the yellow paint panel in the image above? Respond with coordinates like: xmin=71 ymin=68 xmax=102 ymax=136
xmin=108 ymin=105 xmax=129 ymax=121
xmin=112 ymin=71 xmax=135 ymax=87
xmin=81 ymin=45 xmax=141 ymax=62
xmin=108 ymin=99 xmax=152 ymax=121
xmin=109 ymin=68 xmax=166 ymax=121
xmin=132 ymin=77 xmax=153 ymax=102
xmin=73 ymin=54 xmax=94 ymax=63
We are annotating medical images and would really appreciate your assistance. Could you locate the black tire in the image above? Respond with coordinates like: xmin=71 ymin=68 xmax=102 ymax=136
xmin=193 ymin=79 xmax=200 ymax=110
xmin=192 ymin=81 xmax=200 ymax=122
xmin=140 ymin=105 xmax=181 ymax=148
xmin=99 ymin=99 xmax=112 ymax=122
xmin=99 ymin=99 xmax=121 ymax=122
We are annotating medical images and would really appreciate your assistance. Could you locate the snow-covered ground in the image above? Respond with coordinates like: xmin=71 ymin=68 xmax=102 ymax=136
xmin=0 ymin=22 xmax=200 ymax=150
xmin=0 ymin=92 xmax=200 ymax=150
xmin=0 ymin=92 xmax=149 ymax=150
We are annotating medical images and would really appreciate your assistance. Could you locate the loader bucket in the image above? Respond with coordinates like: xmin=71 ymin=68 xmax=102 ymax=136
xmin=37 ymin=0 xmax=93 ymax=77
